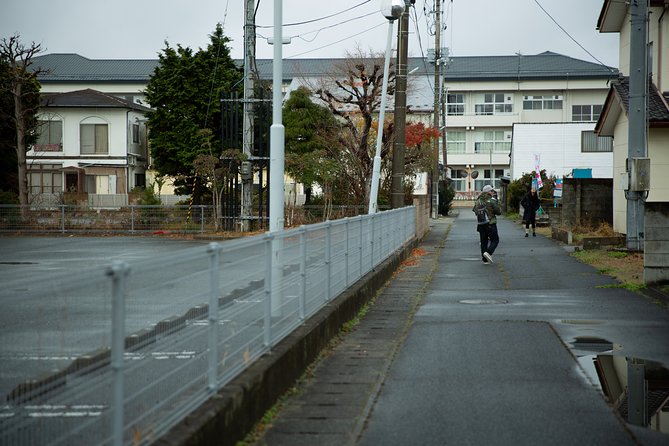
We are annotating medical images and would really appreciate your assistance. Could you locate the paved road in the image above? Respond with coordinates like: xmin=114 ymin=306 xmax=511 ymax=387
xmin=254 ymin=210 xmax=669 ymax=446
xmin=0 ymin=236 xmax=212 ymax=398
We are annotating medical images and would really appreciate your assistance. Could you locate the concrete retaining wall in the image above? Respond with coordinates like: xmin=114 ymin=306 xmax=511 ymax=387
xmin=561 ymin=178 xmax=613 ymax=229
xmin=644 ymin=202 xmax=669 ymax=285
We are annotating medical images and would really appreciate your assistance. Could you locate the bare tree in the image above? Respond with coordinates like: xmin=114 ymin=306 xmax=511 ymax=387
xmin=0 ymin=34 xmax=44 ymax=215
xmin=310 ymin=48 xmax=396 ymax=206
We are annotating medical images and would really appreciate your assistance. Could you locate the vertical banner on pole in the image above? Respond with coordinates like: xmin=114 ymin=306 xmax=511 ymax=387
xmin=534 ymin=154 xmax=543 ymax=189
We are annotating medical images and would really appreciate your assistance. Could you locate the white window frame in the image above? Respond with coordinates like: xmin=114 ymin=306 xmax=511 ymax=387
xmin=523 ymin=95 xmax=563 ymax=110
xmin=446 ymin=130 xmax=466 ymax=153
xmin=80 ymin=123 xmax=109 ymax=154
xmin=475 ymin=93 xmax=513 ymax=115
xmin=35 ymin=120 xmax=63 ymax=152
xmin=474 ymin=130 xmax=511 ymax=153
xmin=446 ymin=93 xmax=465 ymax=116
xmin=572 ymin=104 xmax=603 ymax=122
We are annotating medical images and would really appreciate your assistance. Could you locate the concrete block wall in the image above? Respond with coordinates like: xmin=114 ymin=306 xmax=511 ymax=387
xmin=561 ymin=178 xmax=613 ymax=229
xmin=644 ymin=202 xmax=669 ymax=285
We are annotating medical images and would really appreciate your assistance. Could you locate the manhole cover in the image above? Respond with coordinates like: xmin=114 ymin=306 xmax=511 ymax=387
xmin=459 ymin=299 xmax=508 ymax=305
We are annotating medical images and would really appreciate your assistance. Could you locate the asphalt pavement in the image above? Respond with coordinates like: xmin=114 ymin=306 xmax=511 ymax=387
xmin=252 ymin=207 xmax=669 ymax=446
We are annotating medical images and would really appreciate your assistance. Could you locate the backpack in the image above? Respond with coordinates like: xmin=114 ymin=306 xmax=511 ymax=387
xmin=473 ymin=202 xmax=489 ymax=225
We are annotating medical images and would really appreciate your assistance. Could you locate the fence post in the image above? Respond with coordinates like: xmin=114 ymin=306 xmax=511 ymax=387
xmin=200 ymin=206 xmax=205 ymax=233
xmin=108 ymin=260 xmax=130 ymax=446
xmin=359 ymin=217 xmax=363 ymax=278
xmin=61 ymin=205 xmax=65 ymax=234
xmin=370 ymin=214 xmax=375 ymax=270
xmin=345 ymin=218 xmax=350 ymax=287
xmin=325 ymin=221 xmax=332 ymax=301
xmin=264 ymin=233 xmax=273 ymax=346
xmin=131 ymin=206 xmax=135 ymax=233
xmin=299 ymin=226 xmax=307 ymax=321
xmin=207 ymin=243 xmax=221 ymax=391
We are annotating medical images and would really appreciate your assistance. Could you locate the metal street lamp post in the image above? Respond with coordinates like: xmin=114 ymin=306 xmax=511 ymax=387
xmin=368 ymin=0 xmax=404 ymax=214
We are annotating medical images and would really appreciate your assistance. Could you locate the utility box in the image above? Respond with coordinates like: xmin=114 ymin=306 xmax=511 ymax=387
xmin=240 ymin=161 xmax=253 ymax=180
xmin=629 ymin=157 xmax=650 ymax=191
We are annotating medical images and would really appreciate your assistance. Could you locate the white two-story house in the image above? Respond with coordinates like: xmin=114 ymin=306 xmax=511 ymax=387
xmin=29 ymin=88 xmax=151 ymax=206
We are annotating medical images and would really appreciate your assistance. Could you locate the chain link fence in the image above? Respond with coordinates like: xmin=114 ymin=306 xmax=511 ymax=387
xmin=0 ymin=206 xmax=416 ymax=446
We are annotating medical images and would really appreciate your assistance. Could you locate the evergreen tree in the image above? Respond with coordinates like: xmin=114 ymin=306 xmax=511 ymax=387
xmin=144 ymin=24 xmax=243 ymax=204
xmin=283 ymin=86 xmax=341 ymax=205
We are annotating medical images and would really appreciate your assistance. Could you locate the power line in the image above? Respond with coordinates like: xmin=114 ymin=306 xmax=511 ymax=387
xmin=284 ymin=21 xmax=386 ymax=59
xmin=533 ymin=0 xmax=616 ymax=73
xmin=411 ymin=2 xmax=434 ymax=95
xmin=257 ymin=10 xmax=379 ymax=43
xmin=256 ymin=0 xmax=372 ymax=28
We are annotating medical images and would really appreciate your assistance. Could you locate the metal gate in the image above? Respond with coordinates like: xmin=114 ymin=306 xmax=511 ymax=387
xmin=221 ymin=90 xmax=271 ymax=231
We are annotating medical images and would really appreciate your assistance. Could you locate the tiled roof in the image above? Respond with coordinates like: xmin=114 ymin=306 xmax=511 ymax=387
xmin=611 ymin=76 xmax=669 ymax=124
xmin=33 ymin=54 xmax=160 ymax=82
xmin=256 ymin=52 xmax=617 ymax=81
xmin=41 ymin=88 xmax=152 ymax=112
xmin=33 ymin=51 xmax=617 ymax=83
xmin=440 ymin=51 xmax=617 ymax=81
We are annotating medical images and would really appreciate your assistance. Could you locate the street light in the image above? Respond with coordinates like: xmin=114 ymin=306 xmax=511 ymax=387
xmin=368 ymin=0 xmax=404 ymax=214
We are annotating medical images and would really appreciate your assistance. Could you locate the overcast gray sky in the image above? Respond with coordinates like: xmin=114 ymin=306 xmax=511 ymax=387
xmin=2 ymin=0 xmax=618 ymax=67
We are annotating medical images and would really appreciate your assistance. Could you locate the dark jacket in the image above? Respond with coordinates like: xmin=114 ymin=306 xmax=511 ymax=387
xmin=521 ymin=191 xmax=541 ymax=222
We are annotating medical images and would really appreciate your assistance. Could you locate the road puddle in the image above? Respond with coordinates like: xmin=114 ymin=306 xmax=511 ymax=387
xmin=572 ymin=337 xmax=669 ymax=437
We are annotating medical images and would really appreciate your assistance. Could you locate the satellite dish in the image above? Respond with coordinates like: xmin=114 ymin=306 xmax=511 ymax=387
xmin=471 ymin=171 xmax=479 ymax=179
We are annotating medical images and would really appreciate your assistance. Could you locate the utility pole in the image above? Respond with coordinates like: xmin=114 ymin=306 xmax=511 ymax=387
xmin=431 ymin=0 xmax=441 ymax=218
xmin=626 ymin=0 xmax=648 ymax=251
xmin=390 ymin=0 xmax=412 ymax=209
xmin=241 ymin=0 xmax=256 ymax=232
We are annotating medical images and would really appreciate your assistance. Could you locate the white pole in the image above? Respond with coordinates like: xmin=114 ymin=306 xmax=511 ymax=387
xmin=368 ymin=19 xmax=395 ymax=214
xmin=269 ymin=0 xmax=284 ymax=317
xmin=270 ymin=0 xmax=284 ymax=232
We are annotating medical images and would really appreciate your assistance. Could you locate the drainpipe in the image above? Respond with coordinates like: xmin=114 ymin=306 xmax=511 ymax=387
xmin=658 ymin=6 xmax=666 ymax=89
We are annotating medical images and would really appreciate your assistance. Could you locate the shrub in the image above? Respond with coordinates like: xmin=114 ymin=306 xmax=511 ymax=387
xmin=0 ymin=190 xmax=19 ymax=204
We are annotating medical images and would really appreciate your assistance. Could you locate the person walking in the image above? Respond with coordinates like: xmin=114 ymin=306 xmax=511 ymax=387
xmin=473 ymin=184 xmax=501 ymax=264
xmin=520 ymin=187 xmax=541 ymax=237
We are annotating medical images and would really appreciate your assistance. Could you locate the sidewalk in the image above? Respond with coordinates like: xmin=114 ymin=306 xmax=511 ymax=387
xmin=251 ymin=211 xmax=669 ymax=446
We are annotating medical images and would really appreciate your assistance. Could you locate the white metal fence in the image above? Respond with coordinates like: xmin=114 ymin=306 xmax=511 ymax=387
xmin=0 ymin=206 xmax=416 ymax=446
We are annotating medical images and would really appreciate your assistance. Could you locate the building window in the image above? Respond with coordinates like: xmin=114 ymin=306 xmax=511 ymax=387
xmin=581 ymin=131 xmax=613 ymax=152
xmin=447 ymin=93 xmax=465 ymax=115
xmin=35 ymin=120 xmax=63 ymax=151
xmin=446 ymin=131 xmax=466 ymax=153
xmin=474 ymin=130 xmax=511 ymax=153
xmin=134 ymin=173 xmax=146 ymax=189
xmin=475 ymin=93 xmax=512 ymax=115
xmin=523 ymin=95 xmax=563 ymax=110
xmin=450 ymin=169 xmax=467 ymax=192
xmin=80 ymin=123 xmax=109 ymax=154
xmin=572 ymin=105 xmax=603 ymax=122
xmin=84 ymin=174 xmax=113 ymax=194
xmin=132 ymin=123 xmax=140 ymax=144
xmin=29 ymin=164 xmax=63 ymax=194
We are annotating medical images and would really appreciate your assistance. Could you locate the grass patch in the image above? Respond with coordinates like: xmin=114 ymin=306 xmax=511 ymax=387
xmin=571 ymin=248 xmax=644 ymax=289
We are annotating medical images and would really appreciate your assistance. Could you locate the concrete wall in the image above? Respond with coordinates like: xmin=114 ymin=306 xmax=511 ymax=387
xmin=413 ymin=195 xmax=430 ymax=239
xmin=561 ymin=178 xmax=613 ymax=229
xmin=644 ymin=202 xmax=669 ymax=285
